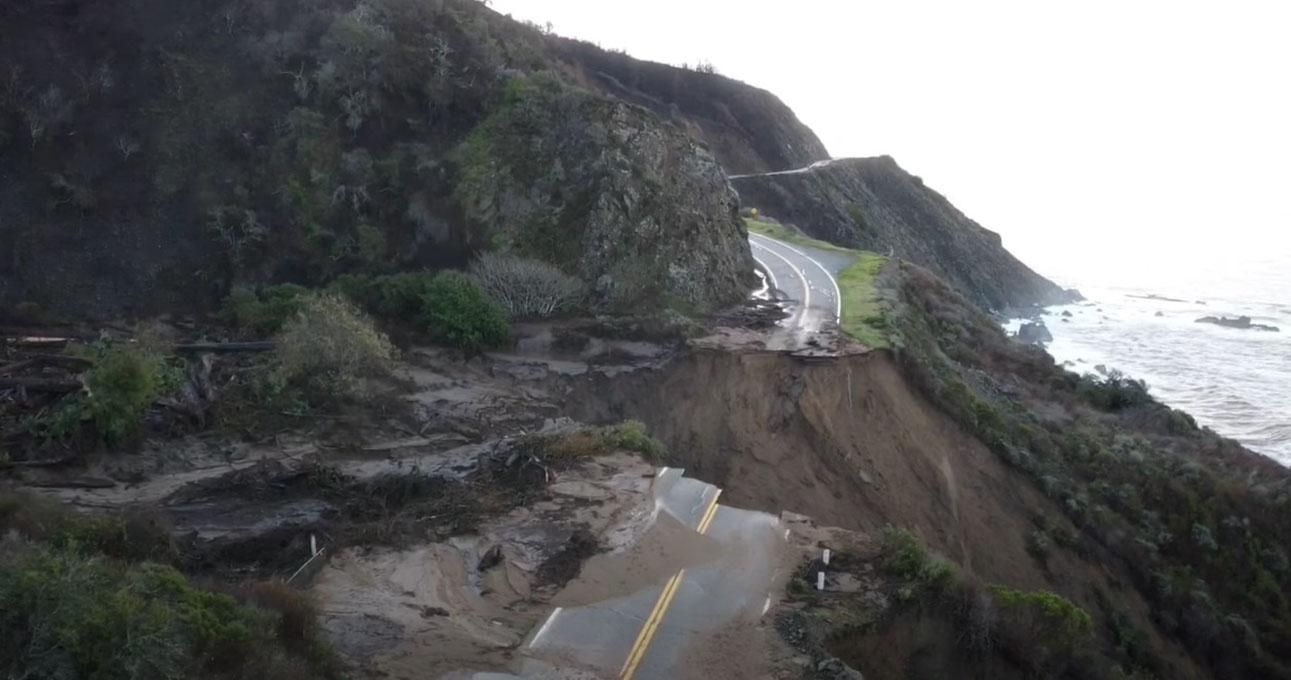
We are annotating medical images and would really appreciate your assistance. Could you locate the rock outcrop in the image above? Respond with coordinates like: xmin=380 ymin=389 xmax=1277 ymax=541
xmin=1196 ymin=315 xmax=1280 ymax=332
xmin=454 ymin=74 xmax=755 ymax=311
xmin=731 ymin=157 xmax=1075 ymax=311
xmin=1016 ymin=321 xmax=1053 ymax=345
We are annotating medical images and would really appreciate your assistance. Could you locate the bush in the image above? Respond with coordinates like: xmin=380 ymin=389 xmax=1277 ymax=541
xmin=272 ymin=293 xmax=395 ymax=404
xmin=600 ymin=420 xmax=667 ymax=461
xmin=880 ymin=527 xmax=956 ymax=597
xmin=468 ymin=252 xmax=584 ymax=319
xmin=525 ymin=421 xmax=668 ymax=464
xmin=41 ymin=341 xmax=180 ymax=446
xmin=332 ymin=271 xmax=511 ymax=353
xmin=1077 ymin=370 xmax=1153 ymax=412
xmin=372 ymin=272 xmax=433 ymax=321
xmin=220 ymin=284 xmax=311 ymax=337
xmin=0 ymin=544 xmax=335 ymax=680
xmin=989 ymin=585 xmax=1092 ymax=668
xmin=421 ymin=271 xmax=510 ymax=354
xmin=0 ymin=491 xmax=176 ymax=563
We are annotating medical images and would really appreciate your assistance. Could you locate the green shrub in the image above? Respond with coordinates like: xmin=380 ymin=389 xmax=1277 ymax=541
xmin=220 ymin=284 xmax=311 ymax=337
xmin=0 ymin=544 xmax=335 ymax=680
xmin=600 ymin=420 xmax=667 ymax=461
xmin=1077 ymin=371 xmax=1153 ymax=412
xmin=422 ymin=271 xmax=510 ymax=353
xmin=989 ymin=585 xmax=1092 ymax=665
xmin=880 ymin=527 xmax=956 ymax=597
xmin=0 ymin=491 xmax=177 ymax=564
xmin=272 ymin=293 xmax=395 ymax=404
xmin=332 ymin=271 xmax=512 ymax=353
xmin=368 ymin=272 xmax=438 ymax=320
xmin=524 ymin=421 xmax=667 ymax=464
xmin=1027 ymin=529 xmax=1053 ymax=562
xmin=41 ymin=341 xmax=180 ymax=446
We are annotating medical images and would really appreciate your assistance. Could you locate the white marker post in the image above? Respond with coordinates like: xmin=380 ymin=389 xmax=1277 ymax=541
xmin=823 ymin=548 xmax=831 ymax=566
xmin=816 ymin=571 xmax=825 ymax=591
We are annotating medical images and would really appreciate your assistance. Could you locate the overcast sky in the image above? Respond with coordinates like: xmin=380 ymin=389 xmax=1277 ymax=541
xmin=489 ymin=0 xmax=1289 ymax=293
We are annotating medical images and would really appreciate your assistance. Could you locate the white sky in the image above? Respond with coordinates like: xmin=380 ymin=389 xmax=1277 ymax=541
xmin=489 ymin=0 xmax=1290 ymax=292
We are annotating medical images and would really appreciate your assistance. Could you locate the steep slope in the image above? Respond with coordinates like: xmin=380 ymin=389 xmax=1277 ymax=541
xmin=454 ymin=74 xmax=753 ymax=311
xmin=546 ymin=36 xmax=830 ymax=175
xmin=547 ymin=258 xmax=1291 ymax=679
xmin=732 ymin=156 xmax=1074 ymax=310
xmin=0 ymin=0 xmax=754 ymax=320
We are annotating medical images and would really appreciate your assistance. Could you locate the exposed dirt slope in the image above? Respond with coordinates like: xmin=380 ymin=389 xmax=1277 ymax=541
xmin=558 ymin=349 xmax=1205 ymax=678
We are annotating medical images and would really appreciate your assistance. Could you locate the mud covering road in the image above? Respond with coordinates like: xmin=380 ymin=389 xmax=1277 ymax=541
xmin=520 ymin=469 xmax=789 ymax=679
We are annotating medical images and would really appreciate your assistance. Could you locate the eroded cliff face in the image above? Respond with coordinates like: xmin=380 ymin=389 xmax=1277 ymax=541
xmin=732 ymin=156 xmax=1073 ymax=311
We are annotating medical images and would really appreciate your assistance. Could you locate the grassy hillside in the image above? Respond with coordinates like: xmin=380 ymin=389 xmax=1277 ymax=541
xmin=876 ymin=261 xmax=1291 ymax=679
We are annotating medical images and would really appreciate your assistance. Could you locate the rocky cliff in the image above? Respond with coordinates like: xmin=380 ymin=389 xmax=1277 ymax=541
xmin=0 ymin=0 xmax=770 ymax=320
xmin=454 ymin=74 xmax=755 ymax=311
xmin=546 ymin=37 xmax=830 ymax=175
xmin=732 ymin=156 xmax=1074 ymax=311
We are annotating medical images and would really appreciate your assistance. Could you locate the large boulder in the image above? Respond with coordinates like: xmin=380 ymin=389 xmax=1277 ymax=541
xmin=1016 ymin=321 xmax=1054 ymax=345
xmin=454 ymin=74 xmax=756 ymax=312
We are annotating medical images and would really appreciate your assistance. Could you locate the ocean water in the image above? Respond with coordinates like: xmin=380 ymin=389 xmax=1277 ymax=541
xmin=1007 ymin=249 xmax=1291 ymax=466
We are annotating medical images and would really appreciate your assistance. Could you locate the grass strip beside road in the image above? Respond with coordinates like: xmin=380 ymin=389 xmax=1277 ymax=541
xmin=838 ymin=252 xmax=889 ymax=349
xmin=744 ymin=219 xmax=854 ymax=255
xmin=746 ymin=219 xmax=890 ymax=348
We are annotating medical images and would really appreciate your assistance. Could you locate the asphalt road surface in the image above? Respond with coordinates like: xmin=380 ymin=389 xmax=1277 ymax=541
xmin=520 ymin=469 xmax=784 ymax=679
xmin=748 ymin=232 xmax=845 ymax=338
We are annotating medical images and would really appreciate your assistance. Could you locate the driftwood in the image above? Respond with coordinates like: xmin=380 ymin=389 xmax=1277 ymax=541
xmin=173 ymin=341 xmax=275 ymax=353
xmin=4 ymin=337 xmax=69 ymax=349
xmin=28 ymin=353 xmax=93 ymax=369
xmin=0 ymin=377 xmax=82 ymax=393
xmin=0 ymin=360 xmax=37 ymax=375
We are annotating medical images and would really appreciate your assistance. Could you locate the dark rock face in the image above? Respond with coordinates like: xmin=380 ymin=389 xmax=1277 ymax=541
xmin=455 ymin=76 xmax=756 ymax=311
xmin=1016 ymin=321 xmax=1053 ymax=345
xmin=731 ymin=157 xmax=1074 ymax=311
xmin=548 ymin=38 xmax=830 ymax=175
xmin=1196 ymin=316 xmax=1280 ymax=332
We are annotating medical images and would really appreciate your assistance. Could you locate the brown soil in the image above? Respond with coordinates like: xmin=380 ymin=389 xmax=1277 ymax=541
xmin=558 ymin=348 xmax=1205 ymax=678
xmin=552 ymin=510 xmax=722 ymax=608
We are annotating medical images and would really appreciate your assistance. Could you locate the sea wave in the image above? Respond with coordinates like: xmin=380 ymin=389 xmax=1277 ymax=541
xmin=1009 ymin=282 xmax=1291 ymax=466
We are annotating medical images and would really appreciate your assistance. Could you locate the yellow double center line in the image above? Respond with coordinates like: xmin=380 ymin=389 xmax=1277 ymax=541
xmin=619 ymin=490 xmax=722 ymax=680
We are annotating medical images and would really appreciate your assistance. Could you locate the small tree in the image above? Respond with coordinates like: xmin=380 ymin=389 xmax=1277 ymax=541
xmin=468 ymin=253 xmax=584 ymax=319
xmin=423 ymin=271 xmax=511 ymax=353
xmin=273 ymin=293 xmax=395 ymax=403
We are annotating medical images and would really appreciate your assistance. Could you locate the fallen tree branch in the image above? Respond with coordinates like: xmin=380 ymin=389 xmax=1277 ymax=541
xmin=173 ymin=341 xmax=275 ymax=353
xmin=0 ymin=360 xmax=37 ymax=375
xmin=0 ymin=377 xmax=82 ymax=393
xmin=4 ymin=337 xmax=68 ymax=349
xmin=29 ymin=353 xmax=93 ymax=369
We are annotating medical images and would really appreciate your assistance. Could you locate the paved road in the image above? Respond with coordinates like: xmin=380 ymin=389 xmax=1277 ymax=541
xmin=519 ymin=469 xmax=784 ymax=679
xmin=748 ymin=232 xmax=844 ymax=337
xmin=727 ymin=158 xmax=838 ymax=180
